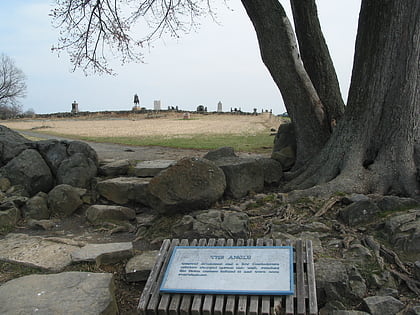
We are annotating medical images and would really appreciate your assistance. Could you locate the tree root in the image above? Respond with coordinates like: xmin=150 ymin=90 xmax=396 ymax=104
xmin=363 ymin=236 xmax=420 ymax=296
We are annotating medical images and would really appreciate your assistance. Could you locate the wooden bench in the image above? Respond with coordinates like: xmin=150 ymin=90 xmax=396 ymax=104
xmin=138 ymin=238 xmax=318 ymax=315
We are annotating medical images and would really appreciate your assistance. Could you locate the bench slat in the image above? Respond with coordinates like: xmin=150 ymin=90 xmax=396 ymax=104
xmin=154 ymin=239 xmax=181 ymax=314
xmin=306 ymin=240 xmax=318 ymax=315
xmin=295 ymin=240 xmax=306 ymax=315
xmin=138 ymin=239 xmax=171 ymax=315
xmin=179 ymin=240 xmax=198 ymax=315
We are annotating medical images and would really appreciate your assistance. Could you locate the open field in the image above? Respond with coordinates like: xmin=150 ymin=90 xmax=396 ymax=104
xmin=1 ymin=112 xmax=283 ymax=153
xmin=1 ymin=112 xmax=280 ymax=137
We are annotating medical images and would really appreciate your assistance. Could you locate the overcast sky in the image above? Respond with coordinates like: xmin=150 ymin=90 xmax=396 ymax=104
xmin=0 ymin=0 xmax=361 ymax=115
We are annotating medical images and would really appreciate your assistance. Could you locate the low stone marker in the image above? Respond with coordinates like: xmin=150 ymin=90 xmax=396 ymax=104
xmin=160 ymin=246 xmax=294 ymax=295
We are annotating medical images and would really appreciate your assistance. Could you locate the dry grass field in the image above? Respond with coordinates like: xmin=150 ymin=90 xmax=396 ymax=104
xmin=1 ymin=112 xmax=281 ymax=138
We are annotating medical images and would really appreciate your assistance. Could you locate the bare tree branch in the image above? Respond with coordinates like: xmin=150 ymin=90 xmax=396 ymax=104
xmin=51 ymin=0 xmax=220 ymax=74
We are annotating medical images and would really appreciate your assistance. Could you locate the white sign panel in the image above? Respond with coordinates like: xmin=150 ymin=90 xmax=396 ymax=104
xmin=160 ymin=246 xmax=294 ymax=295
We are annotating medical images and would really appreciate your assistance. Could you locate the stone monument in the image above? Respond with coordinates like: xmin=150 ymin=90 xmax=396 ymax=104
xmin=71 ymin=101 xmax=79 ymax=114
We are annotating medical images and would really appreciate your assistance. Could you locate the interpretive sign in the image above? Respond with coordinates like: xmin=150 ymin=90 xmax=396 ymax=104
xmin=160 ymin=246 xmax=294 ymax=295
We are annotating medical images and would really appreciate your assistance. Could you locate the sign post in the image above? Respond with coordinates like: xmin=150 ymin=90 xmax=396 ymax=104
xmin=160 ymin=246 xmax=294 ymax=295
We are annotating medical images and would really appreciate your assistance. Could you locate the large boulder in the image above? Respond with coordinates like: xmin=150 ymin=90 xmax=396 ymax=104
xmin=0 ymin=125 xmax=34 ymax=166
xmin=0 ymin=272 xmax=118 ymax=314
xmin=147 ymin=157 xmax=226 ymax=214
xmin=0 ymin=149 xmax=53 ymax=196
xmin=271 ymin=122 xmax=296 ymax=170
xmin=56 ymin=153 xmax=97 ymax=188
xmin=67 ymin=141 xmax=99 ymax=167
xmin=48 ymin=184 xmax=85 ymax=217
xmin=36 ymin=140 xmax=70 ymax=176
xmin=96 ymin=177 xmax=150 ymax=205
xmin=214 ymin=157 xmax=264 ymax=199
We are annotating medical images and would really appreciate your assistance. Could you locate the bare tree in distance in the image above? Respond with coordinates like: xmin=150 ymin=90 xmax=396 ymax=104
xmin=52 ymin=0 xmax=420 ymax=199
xmin=0 ymin=53 xmax=26 ymax=119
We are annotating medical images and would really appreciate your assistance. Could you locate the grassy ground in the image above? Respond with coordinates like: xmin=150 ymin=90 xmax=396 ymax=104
xmin=51 ymin=132 xmax=275 ymax=154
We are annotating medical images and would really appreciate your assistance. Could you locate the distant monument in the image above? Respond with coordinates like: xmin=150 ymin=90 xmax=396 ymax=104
xmin=217 ymin=101 xmax=223 ymax=112
xmin=154 ymin=100 xmax=161 ymax=111
xmin=71 ymin=101 xmax=79 ymax=114
xmin=132 ymin=94 xmax=141 ymax=111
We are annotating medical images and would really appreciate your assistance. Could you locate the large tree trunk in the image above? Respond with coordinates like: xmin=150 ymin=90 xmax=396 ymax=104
xmin=286 ymin=0 xmax=420 ymax=199
xmin=290 ymin=0 xmax=345 ymax=127
xmin=241 ymin=0 xmax=331 ymax=166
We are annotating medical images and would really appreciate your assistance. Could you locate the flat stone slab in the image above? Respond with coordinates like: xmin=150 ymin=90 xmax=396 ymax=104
xmin=129 ymin=160 xmax=175 ymax=177
xmin=125 ymin=250 xmax=159 ymax=282
xmin=71 ymin=242 xmax=133 ymax=265
xmin=0 ymin=233 xmax=80 ymax=271
xmin=0 ymin=272 xmax=117 ymax=315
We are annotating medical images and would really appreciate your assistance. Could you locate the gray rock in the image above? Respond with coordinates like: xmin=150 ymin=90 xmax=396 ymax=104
xmin=271 ymin=122 xmax=296 ymax=170
xmin=410 ymin=305 xmax=420 ymax=315
xmin=315 ymin=259 xmax=355 ymax=306
xmin=86 ymin=205 xmax=136 ymax=225
xmin=36 ymin=139 xmax=70 ymax=175
xmin=0 ymin=204 xmax=20 ymax=229
xmin=96 ymin=177 xmax=151 ymax=205
xmin=27 ymin=218 xmax=57 ymax=230
xmin=0 ymin=177 xmax=11 ymax=192
xmin=415 ymin=261 xmax=420 ymax=281
xmin=99 ymin=159 xmax=131 ymax=176
xmin=385 ymin=209 xmax=420 ymax=252
xmin=147 ymin=157 xmax=226 ymax=214
xmin=125 ymin=250 xmax=159 ymax=282
xmin=56 ymin=152 xmax=97 ymax=188
xmin=1 ymin=149 xmax=53 ymax=196
xmin=48 ymin=184 xmax=84 ymax=217
xmin=257 ymin=157 xmax=283 ymax=186
xmin=0 ymin=233 xmax=79 ymax=271
xmin=338 ymin=200 xmax=381 ymax=226
xmin=271 ymin=147 xmax=296 ymax=171
xmin=0 ymin=272 xmax=117 ymax=315
xmin=129 ymin=160 xmax=175 ymax=177
xmin=23 ymin=191 xmax=50 ymax=220
xmin=214 ymin=157 xmax=264 ymax=199
xmin=375 ymin=195 xmax=418 ymax=212
xmin=203 ymin=146 xmax=237 ymax=161
xmin=67 ymin=140 xmax=99 ymax=167
xmin=71 ymin=242 xmax=133 ymax=265
xmin=0 ymin=125 xmax=34 ymax=166
xmin=342 ymin=194 xmax=370 ymax=204
xmin=363 ymin=295 xmax=404 ymax=315
xmin=172 ymin=209 xmax=249 ymax=239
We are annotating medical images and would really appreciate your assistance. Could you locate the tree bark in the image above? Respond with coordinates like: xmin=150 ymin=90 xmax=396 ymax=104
xmin=286 ymin=0 xmax=420 ymax=199
xmin=241 ymin=0 xmax=331 ymax=167
xmin=290 ymin=0 xmax=345 ymax=127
